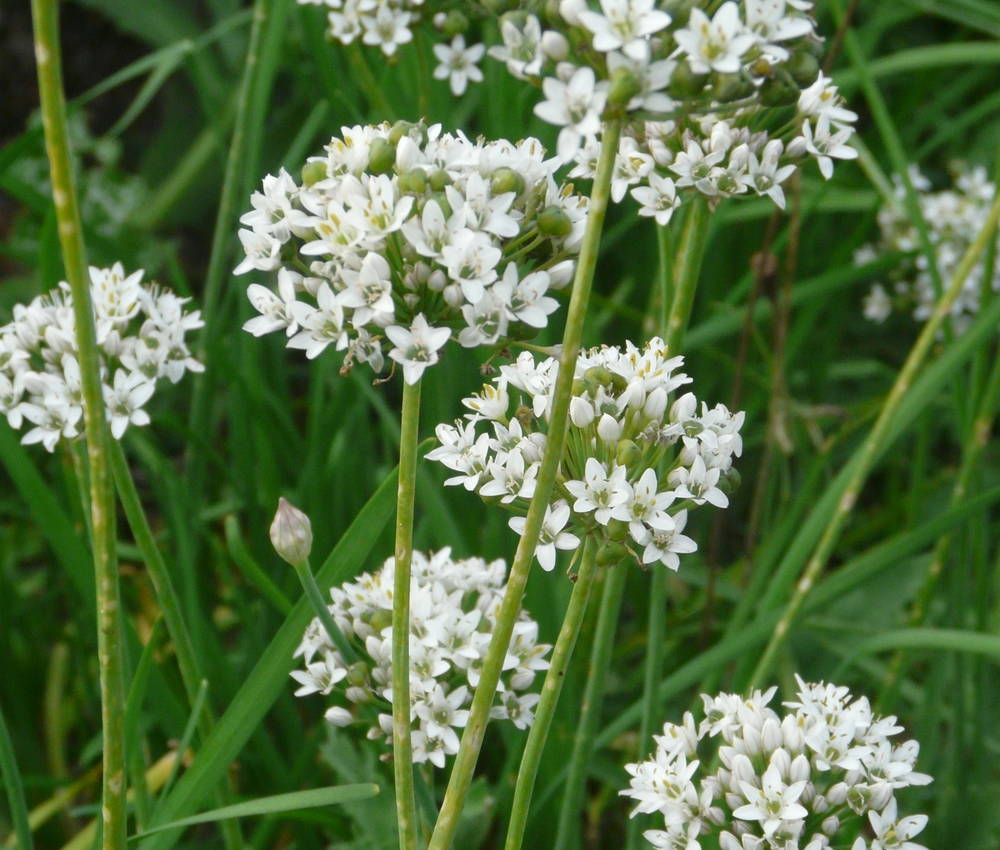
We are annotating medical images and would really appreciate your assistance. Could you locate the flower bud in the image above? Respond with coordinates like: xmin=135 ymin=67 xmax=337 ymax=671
xmin=605 ymin=519 xmax=629 ymax=542
xmin=570 ymin=396 xmax=595 ymax=427
xmin=270 ymin=497 xmax=313 ymax=566
xmin=441 ymin=10 xmax=469 ymax=37
xmin=558 ymin=0 xmax=586 ymax=26
xmin=822 ymin=815 xmax=839 ymax=835
xmin=786 ymin=49 xmax=820 ymax=87
xmin=541 ymin=30 xmax=569 ymax=61
xmin=597 ymin=413 xmax=622 ymax=443
xmin=643 ymin=387 xmax=668 ymax=420
xmin=719 ymin=467 xmax=742 ymax=495
xmin=324 ymin=706 xmax=353 ymax=726
xmin=301 ymin=160 xmax=328 ymax=186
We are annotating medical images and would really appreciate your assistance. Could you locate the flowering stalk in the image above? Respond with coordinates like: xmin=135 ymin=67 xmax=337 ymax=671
xmin=427 ymin=117 xmax=623 ymax=850
xmin=393 ymin=378 xmax=422 ymax=850
xmin=629 ymin=198 xmax=711 ymax=850
xmin=31 ymin=1 xmax=125 ymax=847
xmin=748 ymin=189 xmax=1000 ymax=690
xmin=553 ymin=564 xmax=627 ymax=850
xmin=503 ymin=540 xmax=598 ymax=850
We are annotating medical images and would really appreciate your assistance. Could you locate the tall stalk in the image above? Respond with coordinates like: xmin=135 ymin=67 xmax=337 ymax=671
xmin=628 ymin=199 xmax=711 ymax=850
xmin=554 ymin=564 xmax=627 ymax=850
xmin=31 ymin=2 xmax=126 ymax=847
xmin=747 ymin=190 xmax=1000 ymax=689
xmin=426 ymin=118 xmax=623 ymax=850
xmin=503 ymin=541 xmax=598 ymax=850
xmin=393 ymin=379 xmax=422 ymax=850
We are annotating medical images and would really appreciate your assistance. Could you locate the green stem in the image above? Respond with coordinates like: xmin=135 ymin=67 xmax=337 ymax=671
xmin=627 ymin=197 xmax=711 ymax=850
xmin=747 ymin=189 xmax=1000 ymax=690
xmin=393 ymin=379 xmax=422 ymax=850
xmin=427 ymin=118 xmax=623 ymax=850
xmin=0 ymin=704 xmax=33 ymax=850
xmin=293 ymin=559 xmax=357 ymax=664
xmin=553 ymin=564 xmax=627 ymax=850
xmin=503 ymin=541 xmax=599 ymax=850
xmin=31 ymin=2 xmax=125 ymax=847
xmin=664 ymin=196 xmax=711 ymax=352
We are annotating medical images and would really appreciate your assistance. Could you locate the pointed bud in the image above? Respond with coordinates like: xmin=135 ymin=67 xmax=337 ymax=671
xmin=324 ymin=706 xmax=353 ymax=727
xmin=270 ymin=498 xmax=313 ymax=566
xmin=597 ymin=413 xmax=622 ymax=443
xmin=569 ymin=396 xmax=595 ymax=427
xmin=541 ymin=30 xmax=569 ymax=62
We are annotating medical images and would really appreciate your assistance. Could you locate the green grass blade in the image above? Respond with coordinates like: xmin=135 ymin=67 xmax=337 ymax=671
xmin=833 ymin=629 xmax=1000 ymax=679
xmin=132 ymin=784 xmax=379 ymax=840
xmin=0 ymin=704 xmax=33 ymax=850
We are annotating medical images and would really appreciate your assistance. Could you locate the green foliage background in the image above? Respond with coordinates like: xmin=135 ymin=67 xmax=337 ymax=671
xmin=1 ymin=1 xmax=998 ymax=847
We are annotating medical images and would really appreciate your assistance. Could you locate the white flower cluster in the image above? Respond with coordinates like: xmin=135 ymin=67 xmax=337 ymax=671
xmin=292 ymin=548 xmax=551 ymax=767
xmin=427 ymin=338 xmax=743 ymax=572
xmin=0 ymin=264 xmax=203 ymax=451
xmin=297 ymin=0 xmax=420 ymax=57
xmin=237 ymin=122 xmax=588 ymax=384
xmin=488 ymin=0 xmax=857 ymax=222
xmin=622 ymin=677 xmax=932 ymax=850
xmin=861 ymin=164 xmax=1000 ymax=334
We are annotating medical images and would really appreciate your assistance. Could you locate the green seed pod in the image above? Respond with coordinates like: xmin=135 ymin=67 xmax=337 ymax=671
xmin=301 ymin=160 xmax=328 ymax=186
xmin=751 ymin=57 xmax=774 ymax=78
xmin=610 ymin=371 xmax=628 ymax=393
xmin=388 ymin=120 xmax=415 ymax=145
xmin=507 ymin=321 xmax=540 ymax=342
xmin=606 ymin=65 xmax=642 ymax=110
xmin=616 ymin=439 xmax=641 ymax=468
xmin=605 ymin=519 xmax=629 ymax=542
xmin=668 ymin=59 xmax=708 ymax=99
xmin=491 ymin=167 xmax=526 ymax=197
xmin=584 ymin=365 xmax=614 ymax=390
xmin=538 ymin=205 xmax=573 ymax=237
xmin=596 ymin=541 xmax=629 ymax=567
xmin=369 ymin=609 xmax=392 ymax=633
xmin=719 ymin=467 xmax=742 ymax=496
xmin=786 ymin=49 xmax=820 ymax=87
xmin=710 ymin=71 xmax=754 ymax=102
xmin=441 ymin=10 xmax=469 ymax=37
xmin=760 ymin=72 xmax=800 ymax=107
xmin=426 ymin=191 xmax=453 ymax=220
xmin=399 ymin=167 xmax=428 ymax=194
xmin=429 ymin=168 xmax=453 ymax=191
xmin=347 ymin=661 xmax=369 ymax=686
xmin=367 ymin=138 xmax=396 ymax=175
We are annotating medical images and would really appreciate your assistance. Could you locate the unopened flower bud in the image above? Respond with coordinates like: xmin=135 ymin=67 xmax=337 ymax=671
xmin=270 ymin=497 xmax=313 ymax=566
xmin=597 ymin=413 xmax=622 ymax=443
xmin=558 ymin=0 xmax=586 ymax=26
xmin=541 ymin=30 xmax=569 ymax=61
xmin=570 ymin=396 xmax=595 ymax=427
xmin=301 ymin=160 xmax=328 ymax=186
xmin=822 ymin=815 xmax=840 ymax=835
xmin=324 ymin=706 xmax=353 ymax=726
xmin=643 ymin=387 xmax=668 ymax=420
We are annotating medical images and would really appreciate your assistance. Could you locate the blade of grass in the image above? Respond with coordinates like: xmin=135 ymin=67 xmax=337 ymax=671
xmin=0 ymin=704 xmax=33 ymax=850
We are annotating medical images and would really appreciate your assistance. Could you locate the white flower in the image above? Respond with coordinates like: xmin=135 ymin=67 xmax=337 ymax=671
xmin=243 ymin=269 xmax=301 ymax=337
xmin=287 ymin=283 xmax=349 ymax=359
xmin=565 ymin=459 xmax=630 ymax=525
xmin=745 ymin=0 xmax=814 ymax=59
xmin=632 ymin=172 xmax=681 ymax=225
xmin=386 ymin=314 xmax=451 ymax=384
xmin=432 ymin=35 xmax=485 ymax=96
xmin=489 ymin=14 xmax=543 ymax=79
xmin=863 ymin=284 xmax=892 ymax=323
xmin=614 ymin=468 xmax=675 ymax=544
xmin=674 ymin=2 xmax=756 ymax=74
xmin=103 ymin=369 xmax=155 ymax=439
xmin=578 ymin=0 xmax=672 ymax=58
xmin=509 ymin=500 xmax=580 ymax=571
xmin=534 ymin=66 xmax=607 ymax=162
xmin=801 ymin=115 xmax=858 ymax=180
xmin=733 ymin=760 xmax=808 ymax=836
xmin=360 ymin=6 xmax=412 ymax=56
xmin=868 ymin=799 xmax=928 ymax=850
xmin=669 ymin=454 xmax=728 ymax=508
xmin=798 ymin=73 xmax=858 ymax=126
xmin=740 ymin=139 xmax=796 ymax=208
xmin=641 ymin=509 xmax=697 ymax=570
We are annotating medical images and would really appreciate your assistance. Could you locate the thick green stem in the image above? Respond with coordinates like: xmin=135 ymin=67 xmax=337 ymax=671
xmin=427 ymin=118 xmax=622 ymax=850
xmin=503 ymin=542 xmax=598 ymax=850
xmin=31 ymin=2 xmax=125 ymax=847
xmin=747 ymin=190 xmax=1000 ymax=689
xmin=554 ymin=564 xmax=627 ymax=850
xmin=393 ymin=379 xmax=422 ymax=850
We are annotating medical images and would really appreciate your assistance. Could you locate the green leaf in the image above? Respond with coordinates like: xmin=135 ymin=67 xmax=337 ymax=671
xmin=131 ymin=784 xmax=379 ymax=839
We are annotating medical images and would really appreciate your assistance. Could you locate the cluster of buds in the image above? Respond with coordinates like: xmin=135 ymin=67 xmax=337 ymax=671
xmin=622 ymin=677 xmax=932 ymax=850
xmin=487 ymin=0 xmax=857 ymax=222
xmin=292 ymin=549 xmax=551 ymax=767
xmin=0 ymin=264 xmax=203 ymax=451
xmin=238 ymin=121 xmax=588 ymax=384
xmin=861 ymin=164 xmax=1000 ymax=333
xmin=427 ymin=338 xmax=743 ymax=571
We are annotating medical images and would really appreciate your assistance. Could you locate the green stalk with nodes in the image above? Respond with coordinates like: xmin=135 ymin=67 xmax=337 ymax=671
xmin=747 ymin=190 xmax=1000 ymax=690
xmin=427 ymin=117 xmax=623 ymax=850
xmin=31 ymin=1 xmax=126 ymax=846
xmin=392 ymin=379 xmax=423 ymax=850
xmin=503 ymin=541 xmax=598 ymax=850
